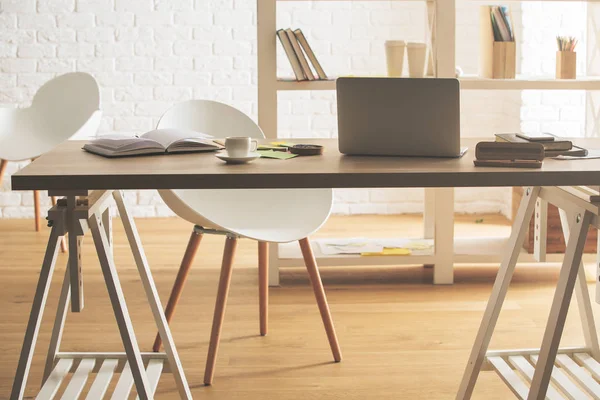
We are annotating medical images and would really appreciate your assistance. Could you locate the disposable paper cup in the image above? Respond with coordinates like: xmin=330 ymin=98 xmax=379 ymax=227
xmin=407 ymin=42 xmax=427 ymax=78
xmin=385 ymin=40 xmax=406 ymax=77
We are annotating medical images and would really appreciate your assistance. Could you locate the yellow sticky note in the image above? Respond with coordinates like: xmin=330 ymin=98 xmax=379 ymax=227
xmin=361 ymin=248 xmax=411 ymax=256
xmin=270 ymin=141 xmax=295 ymax=147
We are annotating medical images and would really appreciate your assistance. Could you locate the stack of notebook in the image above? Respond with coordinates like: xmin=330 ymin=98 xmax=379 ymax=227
xmin=474 ymin=132 xmax=588 ymax=168
xmin=495 ymin=133 xmax=587 ymax=158
xmin=277 ymin=28 xmax=328 ymax=81
xmin=475 ymin=141 xmax=545 ymax=168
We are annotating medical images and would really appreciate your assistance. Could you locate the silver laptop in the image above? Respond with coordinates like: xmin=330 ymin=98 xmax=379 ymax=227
xmin=337 ymin=77 xmax=467 ymax=157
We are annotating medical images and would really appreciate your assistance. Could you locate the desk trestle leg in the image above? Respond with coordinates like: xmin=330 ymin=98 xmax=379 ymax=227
xmin=456 ymin=186 xmax=540 ymax=399
xmin=11 ymin=225 xmax=64 ymax=400
xmin=11 ymin=191 xmax=191 ymax=400
xmin=42 ymin=266 xmax=71 ymax=385
xmin=529 ymin=210 xmax=593 ymax=399
xmin=67 ymin=195 xmax=84 ymax=313
xmin=558 ymin=209 xmax=600 ymax=360
xmin=457 ymin=186 xmax=600 ymax=400
xmin=113 ymin=190 xmax=192 ymax=400
xmin=89 ymin=214 xmax=152 ymax=398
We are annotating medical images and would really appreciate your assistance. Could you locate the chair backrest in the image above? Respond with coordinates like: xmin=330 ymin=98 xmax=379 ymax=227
xmin=157 ymin=100 xmax=333 ymax=241
xmin=157 ymin=100 xmax=265 ymax=139
xmin=0 ymin=72 xmax=101 ymax=161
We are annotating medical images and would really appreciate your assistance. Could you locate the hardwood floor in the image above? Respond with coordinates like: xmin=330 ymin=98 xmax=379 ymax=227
xmin=0 ymin=214 xmax=597 ymax=399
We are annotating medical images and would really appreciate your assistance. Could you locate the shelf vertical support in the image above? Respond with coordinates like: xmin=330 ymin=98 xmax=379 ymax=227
xmin=423 ymin=1 xmax=437 ymax=241
xmin=257 ymin=0 xmax=280 ymax=286
xmin=257 ymin=0 xmax=277 ymax=140
xmin=423 ymin=189 xmax=435 ymax=239
xmin=432 ymin=0 xmax=456 ymax=284
xmin=587 ymin=2 xmax=600 ymax=303
xmin=587 ymin=3 xmax=600 ymax=138
xmin=534 ymin=198 xmax=547 ymax=262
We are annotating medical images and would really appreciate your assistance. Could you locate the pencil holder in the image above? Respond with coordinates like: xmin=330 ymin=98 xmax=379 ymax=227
xmin=556 ymin=51 xmax=576 ymax=79
xmin=491 ymin=41 xmax=516 ymax=79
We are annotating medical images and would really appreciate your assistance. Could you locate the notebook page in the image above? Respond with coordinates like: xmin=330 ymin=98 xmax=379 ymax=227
xmin=141 ymin=128 xmax=213 ymax=149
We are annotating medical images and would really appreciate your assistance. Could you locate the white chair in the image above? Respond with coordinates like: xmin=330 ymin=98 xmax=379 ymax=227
xmin=152 ymin=100 xmax=341 ymax=385
xmin=0 ymin=72 xmax=102 ymax=233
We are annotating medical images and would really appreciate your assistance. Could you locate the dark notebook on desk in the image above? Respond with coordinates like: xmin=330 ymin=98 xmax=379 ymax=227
xmin=495 ymin=133 xmax=587 ymax=157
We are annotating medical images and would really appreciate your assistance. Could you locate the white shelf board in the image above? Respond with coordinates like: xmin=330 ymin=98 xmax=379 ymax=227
xmin=279 ymin=0 xmax=600 ymax=2
xmin=470 ymin=0 xmax=599 ymax=2
xmin=276 ymin=79 xmax=336 ymax=91
xmin=277 ymin=77 xmax=600 ymax=91
xmin=277 ymin=0 xmax=422 ymax=2
xmin=460 ymin=76 xmax=600 ymax=90
xmin=278 ymin=236 xmax=588 ymax=268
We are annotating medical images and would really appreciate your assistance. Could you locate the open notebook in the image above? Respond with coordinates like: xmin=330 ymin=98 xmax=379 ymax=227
xmin=83 ymin=128 xmax=223 ymax=158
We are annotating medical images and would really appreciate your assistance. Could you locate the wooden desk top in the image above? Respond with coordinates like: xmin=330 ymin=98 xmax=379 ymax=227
xmin=11 ymin=138 xmax=600 ymax=191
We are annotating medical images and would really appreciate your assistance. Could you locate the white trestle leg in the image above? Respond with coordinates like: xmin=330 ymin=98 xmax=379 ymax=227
xmin=457 ymin=186 xmax=600 ymax=400
xmin=13 ymin=190 xmax=191 ymax=400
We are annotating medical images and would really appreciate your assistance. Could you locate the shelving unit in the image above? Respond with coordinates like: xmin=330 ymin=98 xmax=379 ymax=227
xmin=256 ymin=0 xmax=599 ymax=287
xmin=258 ymin=0 xmax=456 ymax=287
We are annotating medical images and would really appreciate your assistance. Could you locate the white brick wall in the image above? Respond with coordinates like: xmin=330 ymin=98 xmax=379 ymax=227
xmin=0 ymin=0 xmax=583 ymax=219
xmin=521 ymin=2 xmax=586 ymax=139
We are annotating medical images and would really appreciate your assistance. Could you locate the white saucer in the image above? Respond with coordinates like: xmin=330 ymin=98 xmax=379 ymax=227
xmin=216 ymin=151 xmax=261 ymax=164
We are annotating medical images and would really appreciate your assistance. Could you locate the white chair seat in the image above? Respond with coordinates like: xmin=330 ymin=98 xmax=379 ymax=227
xmin=156 ymin=99 xmax=333 ymax=243
xmin=0 ymin=72 xmax=101 ymax=234
xmin=160 ymin=188 xmax=333 ymax=243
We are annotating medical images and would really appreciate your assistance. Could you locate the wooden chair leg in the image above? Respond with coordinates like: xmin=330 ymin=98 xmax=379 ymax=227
xmin=51 ymin=196 xmax=68 ymax=253
xmin=204 ymin=236 xmax=238 ymax=385
xmin=0 ymin=159 xmax=7 ymax=187
xmin=152 ymin=230 xmax=203 ymax=352
xmin=34 ymin=190 xmax=41 ymax=232
xmin=298 ymin=238 xmax=342 ymax=362
xmin=258 ymin=241 xmax=268 ymax=336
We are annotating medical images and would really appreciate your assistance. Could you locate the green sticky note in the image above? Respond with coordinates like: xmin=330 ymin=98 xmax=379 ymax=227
xmin=257 ymin=150 xmax=298 ymax=160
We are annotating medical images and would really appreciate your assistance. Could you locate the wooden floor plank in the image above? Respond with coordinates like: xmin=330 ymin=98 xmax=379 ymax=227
xmin=1 ymin=215 xmax=598 ymax=399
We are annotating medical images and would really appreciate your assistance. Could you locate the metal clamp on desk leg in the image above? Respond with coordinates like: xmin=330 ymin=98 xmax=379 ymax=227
xmin=53 ymin=196 xmax=87 ymax=313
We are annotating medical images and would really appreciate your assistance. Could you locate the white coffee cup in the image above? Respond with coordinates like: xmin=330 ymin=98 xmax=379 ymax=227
xmin=385 ymin=40 xmax=406 ymax=77
xmin=407 ymin=42 xmax=427 ymax=78
xmin=225 ymin=136 xmax=258 ymax=157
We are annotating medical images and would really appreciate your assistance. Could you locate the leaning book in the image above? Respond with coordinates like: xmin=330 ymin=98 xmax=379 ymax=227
xmin=83 ymin=128 xmax=224 ymax=158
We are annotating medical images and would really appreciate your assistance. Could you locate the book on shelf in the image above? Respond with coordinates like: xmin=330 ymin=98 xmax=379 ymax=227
xmin=285 ymin=28 xmax=315 ymax=81
xmin=490 ymin=6 xmax=513 ymax=42
xmin=277 ymin=28 xmax=328 ymax=82
xmin=276 ymin=29 xmax=306 ymax=81
xmin=83 ymin=128 xmax=223 ymax=158
xmin=495 ymin=133 xmax=588 ymax=157
xmin=294 ymin=29 xmax=328 ymax=80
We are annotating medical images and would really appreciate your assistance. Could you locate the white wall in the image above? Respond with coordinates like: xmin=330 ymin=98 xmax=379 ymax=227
xmin=0 ymin=0 xmax=585 ymax=219
xmin=521 ymin=2 xmax=587 ymax=139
